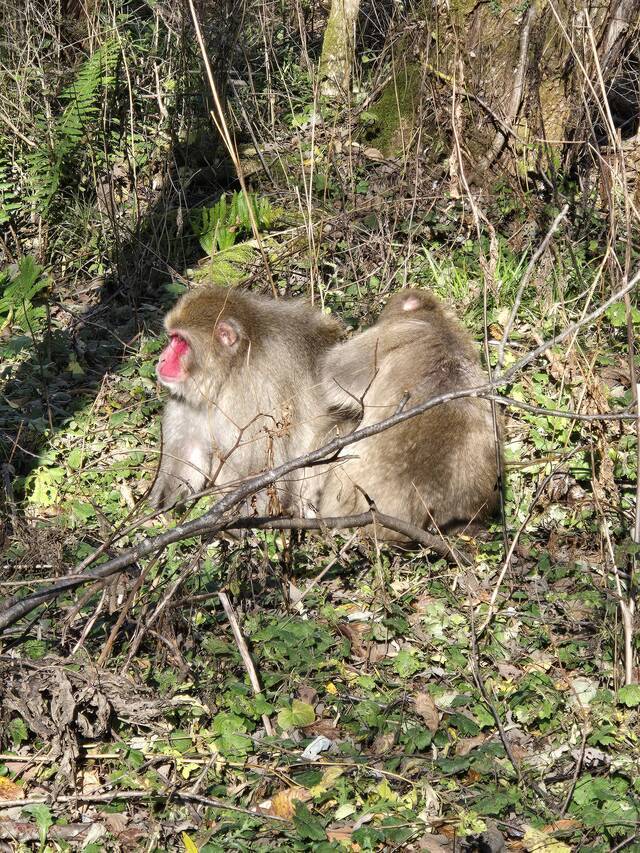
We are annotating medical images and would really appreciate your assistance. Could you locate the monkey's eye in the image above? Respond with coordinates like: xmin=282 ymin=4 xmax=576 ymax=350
xmin=169 ymin=333 xmax=189 ymax=356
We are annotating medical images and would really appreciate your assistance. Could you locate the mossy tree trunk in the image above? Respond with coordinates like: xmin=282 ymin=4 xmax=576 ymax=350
xmin=364 ymin=0 xmax=640 ymax=191
xmin=318 ymin=0 xmax=361 ymax=101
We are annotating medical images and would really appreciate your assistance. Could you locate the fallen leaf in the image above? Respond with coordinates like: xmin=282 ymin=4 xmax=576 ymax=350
xmin=297 ymin=684 xmax=318 ymax=707
xmin=310 ymin=766 xmax=344 ymax=795
xmin=327 ymin=825 xmax=361 ymax=850
xmin=372 ymin=732 xmax=395 ymax=754
xmin=496 ymin=663 xmax=523 ymax=680
xmin=263 ymin=786 xmax=312 ymax=820
xmin=0 ymin=776 xmax=23 ymax=800
xmin=417 ymin=834 xmax=452 ymax=851
xmin=541 ymin=819 xmax=582 ymax=834
xmin=305 ymin=718 xmax=341 ymax=738
xmin=339 ymin=622 xmax=389 ymax=663
xmin=414 ymin=692 xmax=440 ymax=732
xmin=523 ymin=825 xmax=571 ymax=852
xmin=455 ymin=734 xmax=486 ymax=756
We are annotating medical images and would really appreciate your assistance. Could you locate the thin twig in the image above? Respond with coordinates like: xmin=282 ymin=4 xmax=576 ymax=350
xmin=218 ymin=591 xmax=275 ymax=736
xmin=496 ymin=205 xmax=569 ymax=374
xmin=0 ymin=790 xmax=287 ymax=822
xmin=222 ymin=511 xmax=466 ymax=562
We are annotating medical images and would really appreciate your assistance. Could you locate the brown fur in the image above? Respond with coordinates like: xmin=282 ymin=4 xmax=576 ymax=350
xmin=319 ymin=288 xmax=501 ymax=535
xmin=149 ymin=285 xmax=345 ymax=513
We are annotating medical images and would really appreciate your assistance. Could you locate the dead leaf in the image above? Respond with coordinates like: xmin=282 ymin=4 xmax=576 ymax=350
xmin=338 ymin=622 xmax=389 ymax=663
xmin=363 ymin=147 xmax=384 ymax=161
xmin=599 ymin=359 xmax=630 ymax=388
xmin=305 ymin=718 xmax=341 ymax=738
xmin=297 ymin=685 xmax=318 ymax=707
xmin=523 ymin=824 xmax=571 ymax=852
xmin=101 ymin=812 xmax=130 ymax=838
xmin=414 ymin=692 xmax=439 ymax=732
xmin=496 ymin=663 xmax=523 ymax=680
xmin=372 ymin=732 xmax=395 ymax=754
xmin=455 ymin=734 xmax=486 ymax=756
xmin=326 ymin=826 xmax=355 ymax=843
xmin=0 ymin=776 xmax=23 ymax=800
xmin=261 ymin=786 xmax=312 ymax=820
xmin=541 ymin=819 xmax=582 ymax=834
xmin=417 ymin=834 xmax=452 ymax=851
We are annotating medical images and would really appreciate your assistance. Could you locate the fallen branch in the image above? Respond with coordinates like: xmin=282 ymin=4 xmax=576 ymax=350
xmin=0 ymin=789 xmax=287 ymax=822
xmin=222 ymin=511 xmax=467 ymax=562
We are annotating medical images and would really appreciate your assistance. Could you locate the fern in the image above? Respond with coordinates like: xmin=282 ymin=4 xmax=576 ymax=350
xmin=0 ymin=147 xmax=21 ymax=224
xmin=27 ymin=39 xmax=120 ymax=213
xmin=191 ymin=191 xmax=280 ymax=256
xmin=0 ymin=255 xmax=50 ymax=332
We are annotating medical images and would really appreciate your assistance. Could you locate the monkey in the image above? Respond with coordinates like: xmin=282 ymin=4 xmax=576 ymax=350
xmin=318 ymin=288 xmax=501 ymax=536
xmin=149 ymin=285 xmax=345 ymax=515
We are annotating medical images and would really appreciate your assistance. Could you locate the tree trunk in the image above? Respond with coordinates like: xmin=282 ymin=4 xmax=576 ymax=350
xmin=318 ymin=0 xmax=361 ymax=101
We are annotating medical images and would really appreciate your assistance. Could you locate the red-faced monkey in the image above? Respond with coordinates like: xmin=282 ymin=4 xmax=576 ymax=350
xmin=319 ymin=289 xmax=500 ymax=535
xmin=150 ymin=285 xmax=344 ymax=514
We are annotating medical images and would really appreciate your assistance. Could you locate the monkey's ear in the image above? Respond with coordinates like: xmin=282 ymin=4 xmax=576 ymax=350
xmin=215 ymin=319 xmax=240 ymax=348
xmin=402 ymin=295 xmax=422 ymax=311
xmin=401 ymin=295 xmax=422 ymax=312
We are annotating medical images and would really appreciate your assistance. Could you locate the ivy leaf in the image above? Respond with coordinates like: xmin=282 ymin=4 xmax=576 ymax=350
xmin=278 ymin=699 xmax=315 ymax=730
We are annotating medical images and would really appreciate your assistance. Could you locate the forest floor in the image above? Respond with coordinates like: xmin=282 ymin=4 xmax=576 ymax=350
xmin=1 ymin=8 xmax=640 ymax=851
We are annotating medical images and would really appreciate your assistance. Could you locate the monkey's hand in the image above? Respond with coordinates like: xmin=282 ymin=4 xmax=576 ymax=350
xmin=148 ymin=469 xmax=191 ymax=510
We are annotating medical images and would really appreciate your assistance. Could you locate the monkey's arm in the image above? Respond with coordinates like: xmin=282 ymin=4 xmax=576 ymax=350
xmin=321 ymin=334 xmax=379 ymax=420
xmin=149 ymin=399 xmax=212 ymax=508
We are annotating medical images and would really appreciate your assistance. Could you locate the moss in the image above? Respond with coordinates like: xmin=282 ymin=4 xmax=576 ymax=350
xmin=368 ymin=63 xmax=423 ymax=156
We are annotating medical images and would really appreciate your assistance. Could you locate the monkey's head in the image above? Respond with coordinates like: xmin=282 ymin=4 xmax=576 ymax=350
xmin=380 ymin=289 xmax=442 ymax=320
xmin=156 ymin=286 xmax=251 ymax=405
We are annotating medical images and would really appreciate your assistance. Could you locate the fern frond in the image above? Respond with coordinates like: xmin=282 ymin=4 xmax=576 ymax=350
xmin=27 ymin=39 xmax=120 ymax=214
xmin=0 ymin=147 xmax=21 ymax=224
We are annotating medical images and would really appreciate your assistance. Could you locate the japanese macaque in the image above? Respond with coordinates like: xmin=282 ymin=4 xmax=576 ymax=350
xmin=319 ymin=289 xmax=500 ymax=535
xmin=149 ymin=285 xmax=344 ymax=514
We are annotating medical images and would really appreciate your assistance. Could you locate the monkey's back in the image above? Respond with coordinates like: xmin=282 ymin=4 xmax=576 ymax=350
xmin=320 ymin=305 xmax=500 ymax=533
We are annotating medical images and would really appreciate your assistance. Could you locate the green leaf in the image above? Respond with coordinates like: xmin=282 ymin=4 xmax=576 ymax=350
xmin=168 ymin=731 xmax=193 ymax=754
xmin=617 ymin=684 xmax=640 ymax=707
xmin=8 ymin=717 xmax=28 ymax=747
xmin=293 ymin=801 xmax=327 ymax=841
xmin=24 ymin=803 xmax=53 ymax=846
xmin=23 ymin=640 xmax=47 ymax=660
xmin=392 ymin=649 xmax=423 ymax=678
xmin=71 ymin=501 xmax=96 ymax=522
xmin=277 ymin=699 xmax=315 ymax=730
xmin=67 ymin=448 xmax=84 ymax=470
xmin=27 ymin=466 xmax=65 ymax=506
xmin=211 ymin=712 xmax=252 ymax=757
